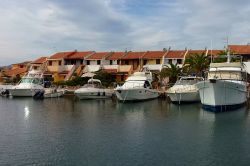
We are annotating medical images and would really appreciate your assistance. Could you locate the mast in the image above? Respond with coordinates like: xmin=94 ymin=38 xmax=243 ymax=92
xmin=226 ymin=37 xmax=230 ymax=63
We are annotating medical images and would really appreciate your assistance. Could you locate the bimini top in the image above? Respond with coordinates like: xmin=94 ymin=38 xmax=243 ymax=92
xmin=209 ymin=62 xmax=244 ymax=72
xmin=87 ymin=78 xmax=101 ymax=84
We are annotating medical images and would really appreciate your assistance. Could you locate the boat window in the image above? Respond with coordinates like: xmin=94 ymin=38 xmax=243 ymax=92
xmin=123 ymin=81 xmax=145 ymax=88
xmin=144 ymin=81 xmax=151 ymax=88
xmin=32 ymin=78 xmax=41 ymax=84
xmin=20 ymin=78 xmax=33 ymax=83
xmin=208 ymin=71 xmax=241 ymax=80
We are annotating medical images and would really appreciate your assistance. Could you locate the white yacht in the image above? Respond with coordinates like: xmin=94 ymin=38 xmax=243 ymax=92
xmin=196 ymin=61 xmax=248 ymax=112
xmin=114 ymin=71 xmax=159 ymax=101
xmin=75 ymin=78 xmax=114 ymax=99
xmin=166 ymin=76 xmax=203 ymax=104
xmin=9 ymin=70 xmax=44 ymax=97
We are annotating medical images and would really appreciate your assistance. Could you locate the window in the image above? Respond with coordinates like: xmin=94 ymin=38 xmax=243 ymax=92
xmin=110 ymin=60 xmax=113 ymax=65
xmin=58 ymin=61 xmax=61 ymax=66
xmin=97 ymin=60 xmax=101 ymax=65
xmin=177 ymin=59 xmax=182 ymax=64
xmin=117 ymin=60 xmax=120 ymax=65
xmin=143 ymin=60 xmax=147 ymax=65
xmin=125 ymin=60 xmax=129 ymax=65
xmin=168 ymin=59 xmax=172 ymax=64
xmin=48 ymin=61 xmax=52 ymax=66
xmin=156 ymin=59 xmax=161 ymax=64
xmin=87 ymin=61 xmax=90 ymax=65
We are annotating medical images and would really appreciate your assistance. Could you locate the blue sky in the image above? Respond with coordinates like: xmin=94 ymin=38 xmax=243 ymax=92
xmin=1 ymin=0 xmax=250 ymax=65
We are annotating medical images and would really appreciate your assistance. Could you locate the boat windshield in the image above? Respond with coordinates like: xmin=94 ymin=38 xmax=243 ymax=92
xmin=82 ymin=84 xmax=95 ymax=88
xmin=82 ymin=82 xmax=101 ymax=88
xmin=123 ymin=81 xmax=146 ymax=88
xmin=20 ymin=78 xmax=42 ymax=84
xmin=176 ymin=78 xmax=202 ymax=85
xmin=208 ymin=71 xmax=242 ymax=80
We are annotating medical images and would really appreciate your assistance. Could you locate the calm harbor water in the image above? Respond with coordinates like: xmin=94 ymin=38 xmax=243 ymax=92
xmin=1 ymin=97 xmax=250 ymax=166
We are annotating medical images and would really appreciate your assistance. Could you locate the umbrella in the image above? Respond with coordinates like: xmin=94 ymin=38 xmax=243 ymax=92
xmin=81 ymin=72 xmax=96 ymax=78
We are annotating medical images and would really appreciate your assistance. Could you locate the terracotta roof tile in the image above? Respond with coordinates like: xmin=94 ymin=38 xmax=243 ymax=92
xmin=49 ymin=51 xmax=76 ymax=59
xmin=31 ymin=57 xmax=47 ymax=64
xmin=143 ymin=51 xmax=167 ymax=59
xmin=106 ymin=52 xmax=126 ymax=60
xmin=65 ymin=51 xmax=94 ymax=59
xmin=85 ymin=52 xmax=111 ymax=60
xmin=4 ymin=68 xmax=27 ymax=77
xmin=103 ymin=69 xmax=117 ymax=73
xmin=186 ymin=50 xmax=207 ymax=58
xmin=120 ymin=51 xmax=146 ymax=60
xmin=229 ymin=45 xmax=250 ymax=54
xmin=165 ymin=50 xmax=186 ymax=59
xmin=207 ymin=50 xmax=224 ymax=57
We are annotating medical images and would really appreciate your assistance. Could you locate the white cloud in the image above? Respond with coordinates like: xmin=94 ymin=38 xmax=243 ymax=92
xmin=1 ymin=0 xmax=250 ymax=65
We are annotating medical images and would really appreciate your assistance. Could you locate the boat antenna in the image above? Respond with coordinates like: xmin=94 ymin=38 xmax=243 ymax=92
xmin=210 ymin=40 xmax=213 ymax=62
xmin=226 ymin=37 xmax=231 ymax=63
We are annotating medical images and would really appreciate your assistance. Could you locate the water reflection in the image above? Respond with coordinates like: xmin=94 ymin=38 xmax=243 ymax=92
xmin=1 ymin=97 xmax=250 ymax=165
xmin=24 ymin=106 xmax=30 ymax=119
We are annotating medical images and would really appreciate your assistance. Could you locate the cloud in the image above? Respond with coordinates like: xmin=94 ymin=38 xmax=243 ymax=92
xmin=0 ymin=0 xmax=250 ymax=65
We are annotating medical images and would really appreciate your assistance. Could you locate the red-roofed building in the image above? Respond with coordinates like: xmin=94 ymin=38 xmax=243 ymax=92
xmin=30 ymin=56 xmax=47 ymax=71
xmin=185 ymin=49 xmax=208 ymax=58
xmin=228 ymin=45 xmax=250 ymax=61
xmin=142 ymin=51 xmax=167 ymax=65
xmin=106 ymin=52 xmax=126 ymax=66
xmin=206 ymin=50 xmax=225 ymax=59
xmin=120 ymin=51 xmax=146 ymax=71
xmin=85 ymin=52 xmax=112 ymax=65
xmin=46 ymin=51 xmax=94 ymax=82
xmin=164 ymin=50 xmax=187 ymax=65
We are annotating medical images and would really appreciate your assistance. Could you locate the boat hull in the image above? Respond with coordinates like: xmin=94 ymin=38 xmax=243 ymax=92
xmin=115 ymin=88 xmax=159 ymax=101
xmin=167 ymin=91 xmax=200 ymax=104
xmin=75 ymin=88 xmax=113 ymax=99
xmin=197 ymin=80 xmax=247 ymax=112
xmin=9 ymin=88 xmax=42 ymax=97
xmin=44 ymin=91 xmax=64 ymax=98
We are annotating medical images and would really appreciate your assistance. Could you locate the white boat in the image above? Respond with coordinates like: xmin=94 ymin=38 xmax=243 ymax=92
xmin=75 ymin=79 xmax=114 ymax=99
xmin=166 ymin=76 xmax=203 ymax=104
xmin=196 ymin=62 xmax=248 ymax=112
xmin=9 ymin=70 xmax=44 ymax=97
xmin=44 ymin=88 xmax=64 ymax=98
xmin=114 ymin=71 xmax=159 ymax=101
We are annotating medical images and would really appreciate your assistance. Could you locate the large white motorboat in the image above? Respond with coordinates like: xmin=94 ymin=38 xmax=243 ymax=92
xmin=75 ymin=78 xmax=114 ymax=99
xmin=166 ymin=76 xmax=203 ymax=104
xmin=9 ymin=70 xmax=44 ymax=97
xmin=114 ymin=71 xmax=159 ymax=101
xmin=196 ymin=61 xmax=248 ymax=112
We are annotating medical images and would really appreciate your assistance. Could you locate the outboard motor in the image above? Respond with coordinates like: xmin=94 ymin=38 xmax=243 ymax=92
xmin=33 ymin=90 xmax=44 ymax=99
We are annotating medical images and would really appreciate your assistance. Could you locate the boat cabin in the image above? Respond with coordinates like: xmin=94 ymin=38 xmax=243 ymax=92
xmin=83 ymin=79 xmax=103 ymax=88
xmin=208 ymin=63 xmax=244 ymax=80
xmin=176 ymin=77 xmax=203 ymax=85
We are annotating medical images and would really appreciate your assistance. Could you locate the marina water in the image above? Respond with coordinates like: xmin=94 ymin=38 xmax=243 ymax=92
xmin=1 ymin=97 xmax=250 ymax=165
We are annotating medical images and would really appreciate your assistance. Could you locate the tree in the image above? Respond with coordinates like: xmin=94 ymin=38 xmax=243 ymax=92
xmin=94 ymin=70 xmax=116 ymax=87
xmin=184 ymin=52 xmax=209 ymax=76
xmin=212 ymin=50 xmax=227 ymax=63
xmin=159 ymin=63 xmax=182 ymax=84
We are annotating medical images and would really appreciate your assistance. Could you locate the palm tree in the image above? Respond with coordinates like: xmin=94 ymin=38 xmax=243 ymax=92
xmin=212 ymin=50 xmax=227 ymax=63
xmin=160 ymin=63 xmax=182 ymax=84
xmin=184 ymin=52 xmax=210 ymax=76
